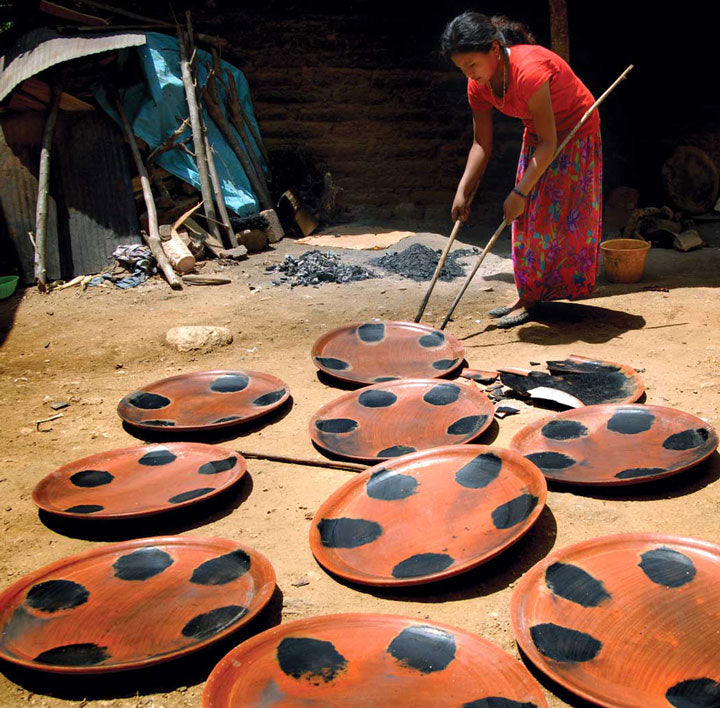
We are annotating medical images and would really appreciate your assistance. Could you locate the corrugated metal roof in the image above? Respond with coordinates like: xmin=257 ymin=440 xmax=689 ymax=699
xmin=0 ymin=28 xmax=146 ymax=102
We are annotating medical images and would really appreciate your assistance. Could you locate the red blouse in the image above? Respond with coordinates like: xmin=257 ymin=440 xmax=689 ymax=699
xmin=467 ymin=44 xmax=600 ymax=146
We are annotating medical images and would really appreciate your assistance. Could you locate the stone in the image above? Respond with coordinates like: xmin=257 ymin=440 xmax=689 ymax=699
xmin=165 ymin=326 xmax=233 ymax=353
xmin=237 ymin=229 xmax=268 ymax=252
xmin=674 ymin=229 xmax=706 ymax=252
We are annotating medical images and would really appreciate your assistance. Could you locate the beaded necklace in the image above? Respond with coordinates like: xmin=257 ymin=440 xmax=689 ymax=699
xmin=488 ymin=47 xmax=509 ymax=109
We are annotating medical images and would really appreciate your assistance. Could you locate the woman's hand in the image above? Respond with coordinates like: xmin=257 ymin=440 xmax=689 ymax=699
xmin=503 ymin=190 xmax=526 ymax=222
xmin=452 ymin=186 xmax=473 ymax=223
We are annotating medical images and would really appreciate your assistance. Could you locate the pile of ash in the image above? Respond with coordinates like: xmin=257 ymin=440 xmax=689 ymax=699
xmin=371 ymin=243 xmax=478 ymax=281
xmin=267 ymin=250 xmax=377 ymax=287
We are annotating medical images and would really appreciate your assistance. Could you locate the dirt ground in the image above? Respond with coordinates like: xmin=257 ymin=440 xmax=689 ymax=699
xmin=1 ymin=221 xmax=719 ymax=708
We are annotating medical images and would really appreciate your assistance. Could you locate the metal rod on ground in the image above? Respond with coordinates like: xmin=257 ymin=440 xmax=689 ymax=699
xmin=33 ymin=83 xmax=62 ymax=293
xmin=114 ymin=94 xmax=182 ymax=289
xmin=204 ymin=134 xmax=237 ymax=246
xmin=439 ymin=64 xmax=634 ymax=330
xmin=414 ymin=218 xmax=462 ymax=322
xmin=177 ymin=14 xmax=223 ymax=245
xmin=238 ymin=451 xmax=368 ymax=472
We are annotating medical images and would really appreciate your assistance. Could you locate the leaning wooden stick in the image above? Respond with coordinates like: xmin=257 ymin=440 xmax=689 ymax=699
xmin=238 ymin=450 xmax=368 ymax=472
xmin=439 ymin=64 xmax=634 ymax=330
xmin=204 ymin=134 xmax=238 ymax=247
xmin=114 ymin=95 xmax=182 ymax=289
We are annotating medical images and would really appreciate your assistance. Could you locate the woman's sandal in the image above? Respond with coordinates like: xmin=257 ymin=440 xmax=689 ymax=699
xmin=496 ymin=310 xmax=531 ymax=329
xmin=488 ymin=304 xmax=514 ymax=318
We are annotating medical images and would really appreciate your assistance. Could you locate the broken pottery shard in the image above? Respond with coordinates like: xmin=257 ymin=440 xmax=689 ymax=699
xmin=528 ymin=387 xmax=584 ymax=408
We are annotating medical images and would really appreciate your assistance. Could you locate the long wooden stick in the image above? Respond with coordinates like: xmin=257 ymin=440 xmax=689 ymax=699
xmin=414 ymin=218 xmax=461 ymax=322
xmin=33 ymin=83 xmax=62 ymax=292
xmin=439 ymin=64 xmax=634 ymax=330
xmin=178 ymin=15 xmax=222 ymax=245
xmin=114 ymin=95 xmax=182 ymax=289
xmin=204 ymin=134 xmax=237 ymax=247
xmin=239 ymin=450 xmax=368 ymax=472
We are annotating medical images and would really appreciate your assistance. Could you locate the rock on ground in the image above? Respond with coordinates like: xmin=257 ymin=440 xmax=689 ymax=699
xmin=165 ymin=326 xmax=233 ymax=352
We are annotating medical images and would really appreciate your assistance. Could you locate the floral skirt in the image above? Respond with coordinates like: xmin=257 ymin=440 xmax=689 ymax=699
xmin=511 ymin=132 xmax=603 ymax=302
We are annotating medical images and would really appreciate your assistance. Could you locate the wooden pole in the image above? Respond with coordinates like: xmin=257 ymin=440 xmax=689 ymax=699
xmin=203 ymin=134 xmax=237 ymax=247
xmin=33 ymin=83 xmax=62 ymax=292
xmin=439 ymin=65 xmax=634 ymax=329
xmin=549 ymin=0 xmax=570 ymax=62
xmin=177 ymin=13 xmax=223 ymax=244
xmin=239 ymin=450 xmax=368 ymax=472
xmin=114 ymin=95 xmax=182 ymax=290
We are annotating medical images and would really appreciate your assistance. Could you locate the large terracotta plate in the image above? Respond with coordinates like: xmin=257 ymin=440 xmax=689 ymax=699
xmin=310 ymin=445 xmax=547 ymax=586
xmin=311 ymin=321 xmax=465 ymax=385
xmin=309 ymin=379 xmax=494 ymax=461
xmin=204 ymin=613 xmax=548 ymax=707
xmin=0 ymin=536 xmax=276 ymax=673
xmin=511 ymin=404 xmax=718 ymax=485
xmin=499 ymin=354 xmax=644 ymax=406
xmin=511 ymin=534 xmax=720 ymax=708
xmin=117 ymin=369 xmax=290 ymax=431
xmin=32 ymin=443 xmax=246 ymax=520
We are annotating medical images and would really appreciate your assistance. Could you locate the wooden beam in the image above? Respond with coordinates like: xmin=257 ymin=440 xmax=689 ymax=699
xmin=549 ymin=0 xmax=570 ymax=62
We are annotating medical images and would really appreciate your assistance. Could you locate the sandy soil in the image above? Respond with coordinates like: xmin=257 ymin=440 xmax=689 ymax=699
xmin=0 ymin=222 xmax=719 ymax=708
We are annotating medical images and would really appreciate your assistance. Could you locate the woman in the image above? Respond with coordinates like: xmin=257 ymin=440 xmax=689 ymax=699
xmin=442 ymin=12 xmax=602 ymax=328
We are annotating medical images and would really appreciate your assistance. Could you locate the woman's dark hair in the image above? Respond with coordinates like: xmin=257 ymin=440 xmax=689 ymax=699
xmin=441 ymin=11 xmax=536 ymax=57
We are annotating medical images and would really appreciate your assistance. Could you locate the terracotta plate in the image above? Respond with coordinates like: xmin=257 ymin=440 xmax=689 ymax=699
xmin=311 ymin=321 xmax=465 ymax=385
xmin=117 ymin=369 xmax=290 ymax=431
xmin=0 ymin=536 xmax=276 ymax=673
xmin=32 ymin=443 xmax=246 ymax=520
xmin=511 ymin=404 xmax=718 ymax=485
xmin=310 ymin=445 xmax=547 ymax=586
xmin=309 ymin=379 xmax=494 ymax=461
xmin=511 ymin=534 xmax=720 ymax=708
xmin=204 ymin=613 xmax=548 ymax=707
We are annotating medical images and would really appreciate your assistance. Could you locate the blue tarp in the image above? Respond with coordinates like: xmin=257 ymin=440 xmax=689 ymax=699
xmin=98 ymin=32 xmax=266 ymax=216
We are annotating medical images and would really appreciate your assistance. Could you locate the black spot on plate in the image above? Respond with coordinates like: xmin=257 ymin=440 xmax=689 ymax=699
xmin=423 ymin=383 xmax=461 ymax=406
xmin=666 ymin=678 xmax=720 ymax=708
xmin=464 ymin=699 xmax=539 ymax=708
xmin=606 ymin=408 xmax=656 ymax=434
xmin=191 ymin=549 xmax=251 ymax=585
xmin=210 ymin=374 xmax=249 ymax=393
xmin=615 ymin=467 xmax=667 ymax=480
xmin=34 ymin=643 xmax=110 ymax=667
xmin=663 ymin=428 xmax=711 ymax=451
xmin=138 ymin=448 xmax=177 ymax=466
xmin=447 ymin=415 xmax=486 ymax=436
xmin=366 ymin=469 xmax=417 ymax=500
xmin=492 ymin=494 xmax=538 ymax=529
xmin=525 ymin=452 xmax=576 ymax=471
xmin=456 ymin=453 xmax=502 ymax=489
xmin=386 ymin=625 xmax=456 ymax=673
xmin=127 ymin=391 xmax=170 ymax=410
xmin=143 ymin=420 xmax=175 ymax=427
xmin=432 ymin=358 xmax=459 ymax=371
xmin=418 ymin=332 xmax=445 ymax=348
xmin=378 ymin=445 xmax=417 ymax=457
xmin=358 ymin=390 xmax=397 ymax=408
xmin=26 ymin=580 xmax=89 ymax=613
xmin=113 ymin=547 xmax=174 ymax=581
xmin=182 ymin=605 xmax=248 ymax=641
xmin=253 ymin=389 xmax=286 ymax=407
xmin=315 ymin=418 xmax=359 ymax=434
xmin=392 ymin=553 xmax=455 ymax=578
xmin=69 ymin=469 xmax=114 ymax=487
xmin=374 ymin=376 xmax=398 ymax=382
xmin=530 ymin=623 xmax=602 ymax=663
xmin=198 ymin=456 xmax=238 ymax=475
xmin=545 ymin=562 xmax=610 ymax=607
xmin=541 ymin=420 xmax=589 ymax=441
xmin=639 ymin=547 xmax=696 ymax=587
xmin=357 ymin=322 xmax=385 ymax=343
xmin=64 ymin=504 xmax=104 ymax=514
xmin=316 ymin=357 xmax=350 ymax=371
xmin=277 ymin=637 xmax=348 ymax=683
xmin=213 ymin=416 xmax=241 ymax=424
xmin=169 ymin=487 xmax=215 ymax=504
xmin=318 ymin=517 xmax=382 ymax=548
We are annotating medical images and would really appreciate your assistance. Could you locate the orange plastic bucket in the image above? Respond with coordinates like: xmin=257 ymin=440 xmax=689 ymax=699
xmin=600 ymin=238 xmax=651 ymax=283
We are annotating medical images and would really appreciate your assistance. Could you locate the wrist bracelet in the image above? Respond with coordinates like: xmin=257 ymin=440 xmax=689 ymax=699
xmin=512 ymin=187 xmax=528 ymax=199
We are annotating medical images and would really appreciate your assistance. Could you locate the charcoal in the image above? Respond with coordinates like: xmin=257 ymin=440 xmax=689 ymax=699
xmin=371 ymin=243 xmax=478 ymax=281
xmin=229 ymin=213 xmax=269 ymax=231
xmin=273 ymin=250 xmax=377 ymax=287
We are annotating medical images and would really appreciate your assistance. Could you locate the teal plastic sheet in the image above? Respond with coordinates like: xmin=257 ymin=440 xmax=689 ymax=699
xmin=99 ymin=32 xmax=266 ymax=216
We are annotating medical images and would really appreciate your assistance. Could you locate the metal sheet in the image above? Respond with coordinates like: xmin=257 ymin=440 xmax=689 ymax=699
xmin=0 ymin=28 xmax=146 ymax=102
